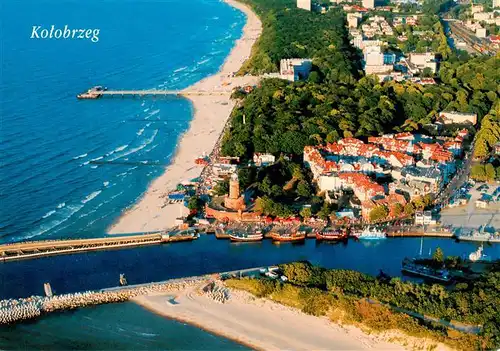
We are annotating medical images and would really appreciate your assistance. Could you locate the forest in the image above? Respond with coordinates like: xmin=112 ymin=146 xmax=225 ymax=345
xmin=225 ymin=0 xmax=499 ymax=161
xmin=223 ymin=54 xmax=499 ymax=159
xmin=237 ymin=0 xmax=361 ymax=80
xmin=226 ymin=261 xmax=500 ymax=350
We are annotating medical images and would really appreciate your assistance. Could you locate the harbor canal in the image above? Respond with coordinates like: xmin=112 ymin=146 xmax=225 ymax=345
xmin=1 ymin=235 xmax=498 ymax=299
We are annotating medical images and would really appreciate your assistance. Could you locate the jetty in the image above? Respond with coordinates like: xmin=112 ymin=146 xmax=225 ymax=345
xmin=77 ymin=86 xmax=231 ymax=99
xmin=0 ymin=232 xmax=197 ymax=262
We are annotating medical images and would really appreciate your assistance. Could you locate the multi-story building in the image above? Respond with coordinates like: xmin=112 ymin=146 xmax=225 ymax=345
xmin=253 ymin=153 xmax=275 ymax=167
xmin=471 ymin=4 xmax=484 ymax=13
xmin=473 ymin=12 xmax=494 ymax=21
xmin=297 ymin=0 xmax=311 ymax=11
xmin=363 ymin=0 xmax=375 ymax=9
xmin=279 ymin=58 xmax=313 ymax=81
xmin=408 ymin=52 xmax=438 ymax=74
xmin=438 ymin=111 xmax=477 ymax=125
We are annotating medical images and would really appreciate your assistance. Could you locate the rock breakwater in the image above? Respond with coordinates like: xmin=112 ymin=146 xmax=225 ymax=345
xmin=0 ymin=277 xmax=204 ymax=325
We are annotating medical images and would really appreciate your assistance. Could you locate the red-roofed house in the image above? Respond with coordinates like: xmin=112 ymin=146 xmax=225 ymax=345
xmin=361 ymin=193 xmax=407 ymax=220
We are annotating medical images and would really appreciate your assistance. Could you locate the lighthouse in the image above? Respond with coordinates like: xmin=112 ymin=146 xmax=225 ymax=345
xmin=224 ymin=173 xmax=245 ymax=211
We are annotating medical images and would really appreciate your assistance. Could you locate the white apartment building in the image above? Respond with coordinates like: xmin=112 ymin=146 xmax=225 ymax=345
xmin=438 ymin=112 xmax=477 ymax=125
xmin=279 ymin=58 xmax=313 ymax=81
xmin=297 ymin=0 xmax=311 ymax=11
xmin=473 ymin=12 xmax=494 ymax=21
xmin=363 ymin=0 xmax=375 ymax=9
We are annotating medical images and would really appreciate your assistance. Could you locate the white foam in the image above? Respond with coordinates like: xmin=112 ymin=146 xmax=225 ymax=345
xmin=137 ymin=127 xmax=145 ymax=136
xmin=103 ymin=181 xmax=110 ymax=187
xmin=147 ymin=109 xmax=160 ymax=117
xmin=57 ymin=202 xmax=66 ymax=209
xmin=141 ymin=101 xmax=145 ymax=106
xmin=82 ymin=190 xmax=102 ymax=204
xmin=82 ymin=161 xmax=90 ymax=166
xmin=42 ymin=210 xmax=56 ymax=219
xmin=90 ymin=165 xmax=98 ymax=169
xmin=174 ymin=66 xmax=188 ymax=73
xmin=144 ymin=108 xmax=150 ymax=112
xmin=22 ymin=204 xmax=83 ymax=240
xmin=197 ymin=58 xmax=211 ymax=65
xmin=146 ymin=122 xmax=151 ymax=127
xmin=108 ymin=130 xmax=158 ymax=161
xmin=90 ymin=156 xmax=103 ymax=162
xmin=73 ymin=153 xmax=88 ymax=160
xmin=107 ymin=144 xmax=129 ymax=156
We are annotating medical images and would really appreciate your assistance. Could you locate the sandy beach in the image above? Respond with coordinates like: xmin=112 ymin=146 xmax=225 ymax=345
xmin=108 ymin=0 xmax=261 ymax=234
xmin=133 ymin=282 xmax=451 ymax=351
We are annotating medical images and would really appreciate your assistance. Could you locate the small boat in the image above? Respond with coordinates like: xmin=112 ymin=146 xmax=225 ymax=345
xmin=401 ymin=258 xmax=452 ymax=283
xmin=468 ymin=245 xmax=492 ymax=262
xmin=229 ymin=230 xmax=263 ymax=242
xmin=316 ymin=228 xmax=347 ymax=241
xmin=270 ymin=230 xmax=306 ymax=242
xmin=354 ymin=227 xmax=386 ymax=240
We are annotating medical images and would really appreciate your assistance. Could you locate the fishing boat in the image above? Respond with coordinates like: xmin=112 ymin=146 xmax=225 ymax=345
xmin=229 ymin=230 xmax=263 ymax=242
xmin=353 ymin=227 xmax=386 ymax=240
xmin=401 ymin=258 xmax=452 ymax=283
xmin=270 ymin=229 xmax=306 ymax=242
xmin=316 ymin=228 xmax=347 ymax=241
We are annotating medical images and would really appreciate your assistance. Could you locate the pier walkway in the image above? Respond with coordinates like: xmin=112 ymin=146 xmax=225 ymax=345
xmin=77 ymin=87 xmax=231 ymax=99
xmin=0 ymin=232 xmax=196 ymax=262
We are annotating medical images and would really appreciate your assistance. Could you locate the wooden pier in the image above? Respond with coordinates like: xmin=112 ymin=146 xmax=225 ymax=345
xmin=0 ymin=232 xmax=197 ymax=262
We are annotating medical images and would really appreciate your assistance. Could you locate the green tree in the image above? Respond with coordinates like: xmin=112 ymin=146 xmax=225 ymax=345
xmin=393 ymin=203 xmax=404 ymax=217
xmin=213 ymin=180 xmax=229 ymax=196
xmin=404 ymin=203 xmax=415 ymax=216
xmin=485 ymin=163 xmax=496 ymax=181
xmin=370 ymin=205 xmax=389 ymax=222
xmin=297 ymin=180 xmax=312 ymax=198
xmin=432 ymin=247 xmax=444 ymax=263
xmin=300 ymin=207 xmax=312 ymax=219
xmin=187 ymin=196 xmax=203 ymax=212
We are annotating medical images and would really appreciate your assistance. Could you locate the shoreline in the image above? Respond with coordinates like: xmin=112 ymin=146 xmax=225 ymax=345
xmin=108 ymin=0 xmax=262 ymax=234
xmin=133 ymin=286 xmax=451 ymax=351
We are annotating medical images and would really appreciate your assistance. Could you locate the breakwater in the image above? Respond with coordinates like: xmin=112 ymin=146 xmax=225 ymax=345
xmin=0 ymin=277 xmax=204 ymax=325
xmin=0 ymin=231 xmax=197 ymax=262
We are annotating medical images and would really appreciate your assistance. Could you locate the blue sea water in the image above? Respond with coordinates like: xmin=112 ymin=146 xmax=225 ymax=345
xmin=1 ymin=1 xmax=499 ymax=349
xmin=0 ymin=302 xmax=249 ymax=350
xmin=0 ymin=0 xmax=245 ymax=243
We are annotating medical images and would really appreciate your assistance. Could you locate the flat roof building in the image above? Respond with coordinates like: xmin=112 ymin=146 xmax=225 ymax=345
xmin=297 ymin=0 xmax=311 ymax=11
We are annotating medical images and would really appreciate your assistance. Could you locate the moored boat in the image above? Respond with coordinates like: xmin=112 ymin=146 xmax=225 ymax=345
xmin=401 ymin=258 xmax=452 ymax=283
xmin=316 ymin=228 xmax=347 ymax=241
xmin=229 ymin=230 xmax=263 ymax=242
xmin=353 ymin=227 xmax=386 ymax=240
xmin=271 ymin=230 xmax=306 ymax=242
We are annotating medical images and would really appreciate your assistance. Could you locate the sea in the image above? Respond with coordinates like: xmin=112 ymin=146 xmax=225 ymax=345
xmin=1 ymin=0 xmax=499 ymax=349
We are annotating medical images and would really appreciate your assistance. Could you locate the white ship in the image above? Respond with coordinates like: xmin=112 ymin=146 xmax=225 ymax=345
xmin=355 ymin=227 xmax=386 ymax=240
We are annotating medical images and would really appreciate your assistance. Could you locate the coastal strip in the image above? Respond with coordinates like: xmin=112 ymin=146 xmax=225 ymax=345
xmin=108 ymin=0 xmax=262 ymax=234
xmin=0 ymin=272 xmax=418 ymax=351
